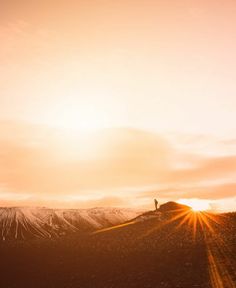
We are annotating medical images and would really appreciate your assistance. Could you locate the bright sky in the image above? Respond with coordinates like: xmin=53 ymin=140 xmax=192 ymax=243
xmin=0 ymin=0 xmax=236 ymax=211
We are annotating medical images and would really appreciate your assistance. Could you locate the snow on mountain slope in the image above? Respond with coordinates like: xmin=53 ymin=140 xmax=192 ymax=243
xmin=0 ymin=207 xmax=142 ymax=240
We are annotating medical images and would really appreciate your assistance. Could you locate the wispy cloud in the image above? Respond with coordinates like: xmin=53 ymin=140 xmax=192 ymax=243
xmin=0 ymin=121 xmax=235 ymax=210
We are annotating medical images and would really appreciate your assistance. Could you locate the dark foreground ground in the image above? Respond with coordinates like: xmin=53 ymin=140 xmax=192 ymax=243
xmin=0 ymin=211 xmax=235 ymax=288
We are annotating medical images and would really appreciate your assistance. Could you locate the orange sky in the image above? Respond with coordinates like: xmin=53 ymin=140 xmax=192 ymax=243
xmin=0 ymin=0 xmax=236 ymax=211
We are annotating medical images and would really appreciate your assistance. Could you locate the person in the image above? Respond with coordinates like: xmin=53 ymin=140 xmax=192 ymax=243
xmin=154 ymin=199 xmax=158 ymax=211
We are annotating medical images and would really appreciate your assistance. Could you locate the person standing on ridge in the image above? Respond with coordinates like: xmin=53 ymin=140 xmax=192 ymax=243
xmin=154 ymin=199 xmax=158 ymax=211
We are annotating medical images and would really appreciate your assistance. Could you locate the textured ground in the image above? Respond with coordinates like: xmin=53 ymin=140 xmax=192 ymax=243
xmin=0 ymin=209 xmax=235 ymax=288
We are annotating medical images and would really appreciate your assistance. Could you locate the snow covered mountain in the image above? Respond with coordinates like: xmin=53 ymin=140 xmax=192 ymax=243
xmin=0 ymin=207 xmax=143 ymax=240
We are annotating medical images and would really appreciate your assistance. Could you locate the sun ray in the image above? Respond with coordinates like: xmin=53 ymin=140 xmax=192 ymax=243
xmin=92 ymin=221 xmax=136 ymax=235
xmin=139 ymin=209 xmax=190 ymax=239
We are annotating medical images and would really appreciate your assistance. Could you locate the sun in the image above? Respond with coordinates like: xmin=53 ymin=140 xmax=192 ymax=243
xmin=178 ymin=199 xmax=211 ymax=212
xmin=43 ymin=102 xmax=110 ymax=132
xmin=57 ymin=107 xmax=107 ymax=132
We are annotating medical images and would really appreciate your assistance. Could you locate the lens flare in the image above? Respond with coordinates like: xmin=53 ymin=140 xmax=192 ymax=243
xmin=178 ymin=199 xmax=211 ymax=212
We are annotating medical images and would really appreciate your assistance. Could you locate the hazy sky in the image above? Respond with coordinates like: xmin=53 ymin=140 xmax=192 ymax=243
xmin=0 ymin=0 xmax=236 ymax=211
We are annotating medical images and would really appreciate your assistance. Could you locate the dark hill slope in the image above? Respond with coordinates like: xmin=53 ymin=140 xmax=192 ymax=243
xmin=158 ymin=201 xmax=190 ymax=212
xmin=0 ymin=206 xmax=235 ymax=288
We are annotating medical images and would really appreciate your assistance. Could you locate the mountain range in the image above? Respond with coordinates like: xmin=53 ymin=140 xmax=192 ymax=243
xmin=0 ymin=206 xmax=142 ymax=240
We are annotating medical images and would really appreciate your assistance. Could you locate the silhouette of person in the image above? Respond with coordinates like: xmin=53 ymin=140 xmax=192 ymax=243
xmin=154 ymin=199 xmax=158 ymax=211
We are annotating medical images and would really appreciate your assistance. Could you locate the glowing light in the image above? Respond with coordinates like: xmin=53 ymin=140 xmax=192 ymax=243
xmin=178 ymin=198 xmax=211 ymax=212
xmin=43 ymin=102 xmax=110 ymax=132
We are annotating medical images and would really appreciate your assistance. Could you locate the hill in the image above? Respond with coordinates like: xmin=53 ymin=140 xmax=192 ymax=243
xmin=0 ymin=204 xmax=235 ymax=287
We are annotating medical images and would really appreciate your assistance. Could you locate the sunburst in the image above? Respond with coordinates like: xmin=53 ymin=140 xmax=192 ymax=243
xmin=175 ymin=210 xmax=235 ymax=288
xmin=139 ymin=209 xmax=235 ymax=287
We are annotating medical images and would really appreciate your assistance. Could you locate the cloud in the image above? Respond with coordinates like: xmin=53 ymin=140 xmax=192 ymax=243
xmin=0 ymin=193 xmax=126 ymax=209
xmin=0 ymin=122 xmax=170 ymax=195
xmin=163 ymin=155 xmax=236 ymax=184
xmin=0 ymin=121 xmax=235 ymax=209
xmin=139 ymin=182 xmax=236 ymax=201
